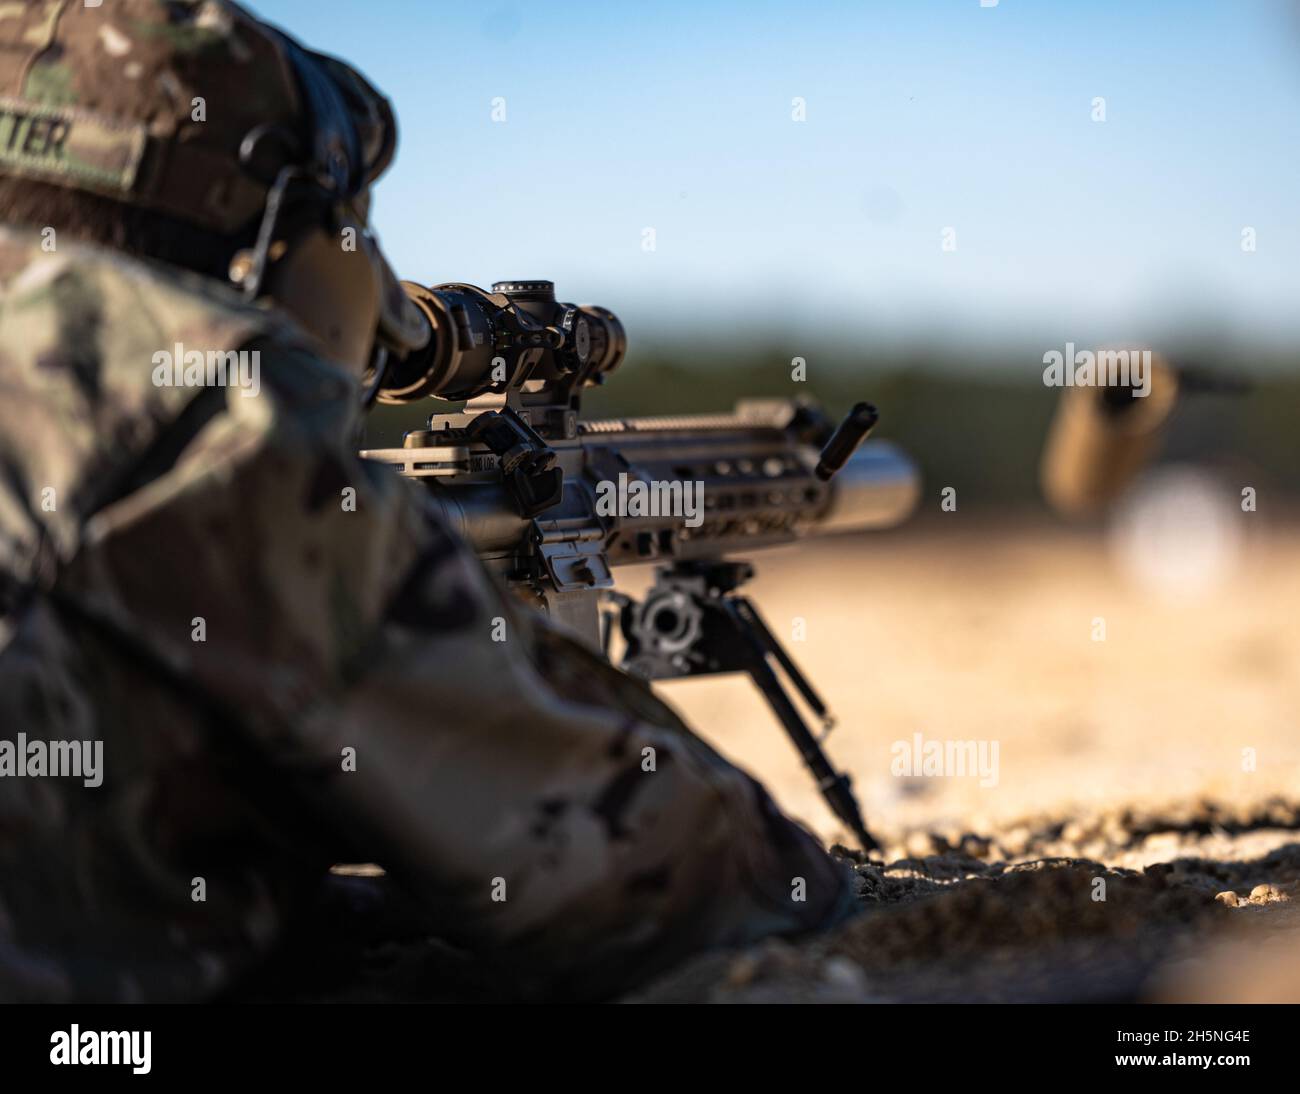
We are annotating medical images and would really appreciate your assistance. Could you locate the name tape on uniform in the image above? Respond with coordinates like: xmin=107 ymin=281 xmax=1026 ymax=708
xmin=0 ymin=96 xmax=146 ymax=193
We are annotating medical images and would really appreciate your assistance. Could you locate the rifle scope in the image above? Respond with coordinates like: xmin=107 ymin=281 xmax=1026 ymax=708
xmin=374 ymin=280 xmax=626 ymax=404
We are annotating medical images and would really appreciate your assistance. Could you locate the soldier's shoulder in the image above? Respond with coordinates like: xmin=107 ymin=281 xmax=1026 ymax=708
xmin=0 ymin=224 xmax=357 ymax=421
xmin=0 ymin=226 xmax=360 ymax=509
xmin=0 ymin=224 xmax=300 ymax=354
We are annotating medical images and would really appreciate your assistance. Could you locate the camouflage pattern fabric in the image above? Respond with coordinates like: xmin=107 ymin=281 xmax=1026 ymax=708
xmin=0 ymin=226 xmax=853 ymax=1001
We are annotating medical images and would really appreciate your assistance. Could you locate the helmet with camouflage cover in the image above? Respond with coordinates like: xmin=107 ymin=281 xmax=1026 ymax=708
xmin=0 ymin=0 xmax=427 ymax=373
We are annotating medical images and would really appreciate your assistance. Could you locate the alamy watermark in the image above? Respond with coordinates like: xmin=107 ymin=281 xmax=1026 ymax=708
xmin=1042 ymin=343 xmax=1151 ymax=398
xmin=891 ymin=732 xmax=999 ymax=788
xmin=50 ymin=1026 xmax=150 ymax=1075
xmin=594 ymin=473 xmax=704 ymax=528
xmin=0 ymin=734 xmax=102 ymax=787
xmin=151 ymin=343 xmax=261 ymax=398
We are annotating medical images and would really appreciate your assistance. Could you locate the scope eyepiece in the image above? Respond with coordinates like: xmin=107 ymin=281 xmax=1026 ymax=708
xmin=373 ymin=280 xmax=626 ymax=404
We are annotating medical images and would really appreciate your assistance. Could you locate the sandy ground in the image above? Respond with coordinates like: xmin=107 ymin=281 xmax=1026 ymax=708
xmin=621 ymin=516 xmax=1300 ymax=1002
xmin=625 ymin=517 xmax=1300 ymax=845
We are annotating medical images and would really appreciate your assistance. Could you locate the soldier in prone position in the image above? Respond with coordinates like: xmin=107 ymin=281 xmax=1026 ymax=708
xmin=0 ymin=0 xmax=852 ymax=1001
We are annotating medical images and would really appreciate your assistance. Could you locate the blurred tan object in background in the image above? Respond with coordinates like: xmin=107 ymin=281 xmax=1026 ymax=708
xmin=1040 ymin=351 xmax=1179 ymax=519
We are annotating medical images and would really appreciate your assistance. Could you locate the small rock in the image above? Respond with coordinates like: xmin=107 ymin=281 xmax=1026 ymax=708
xmin=725 ymin=953 xmax=760 ymax=987
xmin=905 ymin=830 xmax=934 ymax=859
xmin=957 ymin=833 xmax=993 ymax=859
xmin=820 ymin=956 xmax=869 ymax=993
xmin=1000 ymin=826 xmax=1031 ymax=856
xmin=1249 ymin=883 xmax=1285 ymax=904
xmin=1082 ymin=840 xmax=1110 ymax=862
xmin=1142 ymin=831 xmax=1183 ymax=856
xmin=1214 ymin=891 xmax=1239 ymax=908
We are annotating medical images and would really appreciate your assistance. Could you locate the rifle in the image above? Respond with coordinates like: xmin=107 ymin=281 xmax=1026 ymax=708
xmin=361 ymin=279 xmax=919 ymax=850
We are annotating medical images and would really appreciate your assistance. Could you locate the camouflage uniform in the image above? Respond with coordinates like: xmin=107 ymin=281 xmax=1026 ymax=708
xmin=0 ymin=2 xmax=852 ymax=1002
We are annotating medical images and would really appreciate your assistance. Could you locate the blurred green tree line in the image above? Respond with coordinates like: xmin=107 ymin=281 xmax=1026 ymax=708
xmin=364 ymin=341 xmax=1300 ymax=513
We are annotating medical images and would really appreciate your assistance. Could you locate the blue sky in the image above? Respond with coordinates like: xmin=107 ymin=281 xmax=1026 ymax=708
xmin=250 ymin=0 xmax=1300 ymax=358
